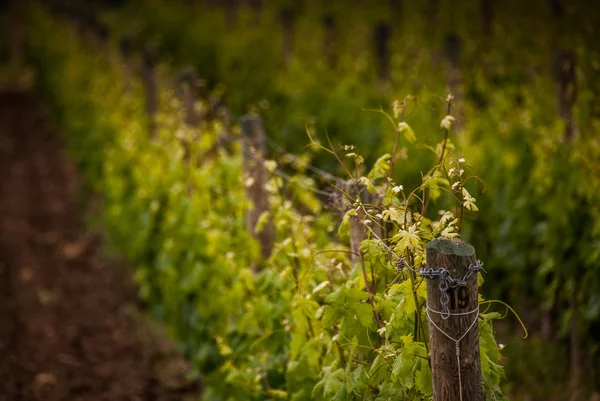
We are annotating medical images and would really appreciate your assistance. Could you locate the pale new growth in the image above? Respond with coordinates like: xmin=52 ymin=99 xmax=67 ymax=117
xmin=263 ymin=159 xmax=277 ymax=173
xmin=462 ymin=187 xmax=478 ymax=211
xmin=441 ymin=115 xmax=455 ymax=130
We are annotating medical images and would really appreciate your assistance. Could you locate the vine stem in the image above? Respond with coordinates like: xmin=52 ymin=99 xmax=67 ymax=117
xmin=388 ymin=99 xmax=408 ymax=183
xmin=359 ymin=239 xmax=384 ymax=333
xmin=422 ymin=95 xmax=453 ymax=218
xmin=437 ymin=95 xmax=453 ymax=168
xmin=406 ymin=251 xmax=430 ymax=368
xmin=351 ymin=177 xmax=384 ymax=335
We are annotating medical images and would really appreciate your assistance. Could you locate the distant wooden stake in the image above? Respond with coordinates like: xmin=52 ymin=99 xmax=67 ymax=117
xmin=444 ymin=33 xmax=463 ymax=130
xmin=373 ymin=22 xmax=392 ymax=83
xmin=346 ymin=180 xmax=366 ymax=265
xmin=141 ymin=45 xmax=159 ymax=137
xmin=346 ymin=180 xmax=383 ymax=265
xmin=8 ymin=0 xmax=25 ymax=70
xmin=323 ymin=14 xmax=336 ymax=69
xmin=425 ymin=237 xmax=483 ymax=401
xmin=119 ymin=34 xmax=133 ymax=92
xmin=177 ymin=67 xmax=201 ymax=127
xmin=241 ymin=115 xmax=274 ymax=261
xmin=280 ymin=7 xmax=295 ymax=66
xmin=554 ymin=49 xmax=577 ymax=142
xmin=480 ymin=0 xmax=493 ymax=37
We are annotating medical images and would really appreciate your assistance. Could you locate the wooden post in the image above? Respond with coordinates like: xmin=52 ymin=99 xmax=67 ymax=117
xmin=177 ymin=67 xmax=201 ymax=127
xmin=347 ymin=180 xmax=367 ymax=265
xmin=93 ymin=23 xmax=110 ymax=52
xmin=7 ymin=0 xmax=25 ymax=71
xmin=425 ymin=237 xmax=482 ymax=401
xmin=554 ymin=50 xmax=577 ymax=142
xmin=426 ymin=0 xmax=441 ymax=67
xmin=322 ymin=14 xmax=336 ymax=69
xmin=279 ymin=7 xmax=295 ymax=67
xmin=223 ymin=0 xmax=238 ymax=28
xmin=389 ymin=0 xmax=402 ymax=22
xmin=247 ymin=0 xmax=263 ymax=26
xmin=444 ymin=33 xmax=463 ymax=130
xmin=373 ymin=22 xmax=392 ymax=83
xmin=119 ymin=34 xmax=134 ymax=92
xmin=480 ymin=0 xmax=493 ymax=37
xmin=549 ymin=0 xmax=577 ymax=143
xmin=216 ymin=107 xmax=234 ymax=155
xmin=241 ymin=115 xmax=274 ymax=260
xmin=345 ymin=180 xmax=383 ymax=265
xmin=141 ymin=45 xmax=159 ymax=137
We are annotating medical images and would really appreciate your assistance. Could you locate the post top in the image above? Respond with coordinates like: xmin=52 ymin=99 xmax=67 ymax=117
xmin=427 ymin=237 xmax=474 ymax=257
xmin=240 ymin=114 xmax=264 ymax=138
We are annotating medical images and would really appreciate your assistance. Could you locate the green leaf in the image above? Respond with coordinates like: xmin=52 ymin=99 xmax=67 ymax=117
xmin=368 ymin=153 xmax=391 ymax=181
xmin=381 ymin=207 xmax=406 ymax=225
xmin=313 ymin=366 xmax=345 ymax=399
xmin=266 ymin=389 xmax=289 ymax=399
xmin=398 ymin=122 xmax=417 ymax=143
xmin=414 ymin=361 xmax=433 ymax=396
xmin=353 ymin=303 xmax=375 ymax=328
xmin=332 ymin=384 xmax=349 ymax=401
xmin=359 ymin=176 xmax=376 ymax=193
xmin=392 ymin=225 xmax=420 ymax=254
xmin=360 ymin=239 xmax=385 ymax=259
xmin=254 ymin=210 xmax=270 ymax=233
xmin=369 ymin=354 xmax=390 ymax=385
xmin=391 ymin=349 xmax=414 ymax=388
xmin=323 ymin=287 xmax=373 ymax=330
xmin=338 ymin=209 xmax=357 ymax=241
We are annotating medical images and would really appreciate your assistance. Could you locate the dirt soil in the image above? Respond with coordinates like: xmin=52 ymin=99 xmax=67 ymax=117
xmin=0 ymin=93 xmax=202 ymax=400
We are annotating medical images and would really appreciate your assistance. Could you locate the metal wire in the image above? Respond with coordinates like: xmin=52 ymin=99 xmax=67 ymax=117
xmin=266 ymin=139 xmax=337 ymax=182
xmin=418 ymin=260 xmax=483 ymax=319
xmin=239 ymin=143 xmax=335 ymax=197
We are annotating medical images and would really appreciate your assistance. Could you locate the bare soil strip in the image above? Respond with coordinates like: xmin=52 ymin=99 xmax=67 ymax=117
xmin=0 ymin=93 xmax=201 ymax=401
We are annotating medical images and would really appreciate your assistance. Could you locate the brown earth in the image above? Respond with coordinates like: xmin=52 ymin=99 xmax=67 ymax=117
xmin=0 ymin=93 xmax=202 ymax=400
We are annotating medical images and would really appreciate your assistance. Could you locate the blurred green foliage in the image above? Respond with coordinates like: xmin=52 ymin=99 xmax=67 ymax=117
xmin=22 ymin=0 xmax=600 ymax=399
xmin=101 ymin=2 xmax=600 ymax=397
xmin=25 ymin=3 xmax=509 ymax=400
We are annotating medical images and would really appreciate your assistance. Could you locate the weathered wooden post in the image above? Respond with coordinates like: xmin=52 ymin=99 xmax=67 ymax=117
xmin=241 ymin=115 xmax=274 ymax=260
xmin=421 ymin=237 xmax=483 ymax=401
xmin=141 ymin=44 xmax=159 ymax=137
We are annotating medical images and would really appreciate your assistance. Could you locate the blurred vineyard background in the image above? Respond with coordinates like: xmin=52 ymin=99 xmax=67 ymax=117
xmin=2 ymin=0 xmax=600 ymax=400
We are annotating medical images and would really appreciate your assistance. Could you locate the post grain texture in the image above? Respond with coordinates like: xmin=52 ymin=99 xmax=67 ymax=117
xmin=241 ymin=115 xmax=274 ymax=261
xmin=426 ymin=237 xmax=482 ymax=401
